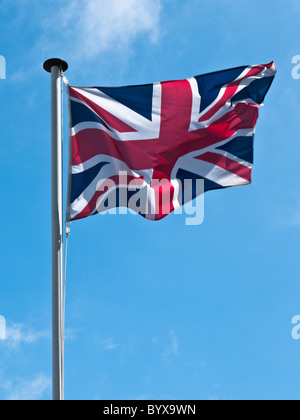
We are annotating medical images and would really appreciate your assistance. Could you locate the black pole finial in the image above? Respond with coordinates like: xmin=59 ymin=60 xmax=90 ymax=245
xmin=43 ymin=58 xmax=68 ymax=73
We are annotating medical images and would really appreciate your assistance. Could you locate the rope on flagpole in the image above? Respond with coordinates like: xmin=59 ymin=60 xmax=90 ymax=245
xmin=60 ymin=70 xmax=71 ymax=397
xmin=61 ymin=71 xmax=71 ymax=360
xmin=63 ymin=222 xmax=71 ymax=341
xmin=62 ymin=74 xmax=69 ymax=87
xmin=60 ymin=71 xmax=70 ymax=329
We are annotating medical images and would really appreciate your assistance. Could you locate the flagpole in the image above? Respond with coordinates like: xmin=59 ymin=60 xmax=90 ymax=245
xmin=43 ymin=58 xmax=68 ymax=401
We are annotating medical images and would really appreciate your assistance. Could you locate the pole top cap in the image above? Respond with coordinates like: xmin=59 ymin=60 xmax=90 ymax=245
xmin=43 ymin=58 xmax=68 ymax=73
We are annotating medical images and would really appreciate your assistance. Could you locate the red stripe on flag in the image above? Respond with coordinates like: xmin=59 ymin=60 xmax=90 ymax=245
xmin=208 ymin=103 xmax=258 ymax=138
xmin=72 ymin=129 xmax=158 ymax=170
xmin=196 ymin=152 xmax=252 ymax=182
xmin=199 ymin=65 xmax=265 ymax=123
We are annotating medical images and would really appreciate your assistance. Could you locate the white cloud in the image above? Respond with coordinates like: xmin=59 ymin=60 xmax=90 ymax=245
xmin=289 ymin=210 xmax=300 ymax=226
xmin=272 ymin=203 xmax=300 ymax=229
xmin=100 ymin=337 xmax=120 ymax=350
xmin=2 ymin=323 xmax=50 ymax=349
xmin=6 ymin=0 xmax=164 ymax=83
xmin=64 ymin=327 xmax=79 ymax=341
xmin=153 ymin=329 xmax=179 ymax=360
xmin=1 ymin=322 xmax=79 ymax=349
xmin=166 ymin=329 xmax=179 ymax=356
xmin=1 ymin=373 xmax=51 ymax=401
xmin=43 ymin=0 xmax=162 ymax=60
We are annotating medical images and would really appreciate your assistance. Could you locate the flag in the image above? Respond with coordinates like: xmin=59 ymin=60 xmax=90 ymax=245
xmin=66 ymin=62 xmax=276 ymax=222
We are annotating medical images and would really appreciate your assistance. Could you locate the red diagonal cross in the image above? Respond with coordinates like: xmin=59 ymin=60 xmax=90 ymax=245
xmin=71 ymin=78 xmax=258 ymax=171
xmin=70 ymin=78 xmax=258 ymax=219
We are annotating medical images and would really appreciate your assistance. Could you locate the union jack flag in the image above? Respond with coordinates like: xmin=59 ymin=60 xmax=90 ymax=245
xmin=66 ymin=62 xmax=276 ymax=222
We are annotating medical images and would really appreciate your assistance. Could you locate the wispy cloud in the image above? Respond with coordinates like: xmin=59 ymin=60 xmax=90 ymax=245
xmin=99 ymin=337 xmax=120 ymax=351
xmin=4 ymin=0 xmax=164 ymax=83
xmin=271 ymin=202 xmax=300 ymax=229
xmin=0 ymin=373 xmax=51 ymax=401
xmin=288 ymin=209 xmax=300 ymax=226
xmin=64 ymin=327 xmax=79 ymax=341
xmin=0 ymin=321 xmax=78 ymax=350
xmin=2 ymin=323 xmax=50 ymax=349
xmin=153 ymin=329 xmax=179 ymax=361
xmin=163 ymin=329 xmax=179 ymax=358
xmin=37 ymin=0 xmax=163 ymax=61
xmin=66 ymin=0 xmax=160 ymax=55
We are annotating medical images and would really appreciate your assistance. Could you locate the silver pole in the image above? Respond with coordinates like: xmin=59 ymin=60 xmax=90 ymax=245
xmin=44 ymin=58 xmax=68 ymax=401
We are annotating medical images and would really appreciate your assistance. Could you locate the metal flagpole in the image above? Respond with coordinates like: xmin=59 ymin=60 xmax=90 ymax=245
xmin=43 ymin=58 xmax=68 ymax=401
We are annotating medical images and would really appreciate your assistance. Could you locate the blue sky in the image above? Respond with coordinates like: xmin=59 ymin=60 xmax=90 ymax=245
xmin=0 ymin=0 xmax=300 ymax=400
